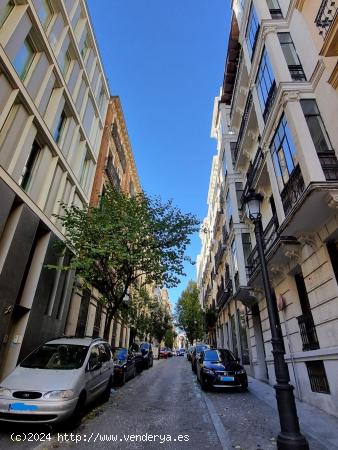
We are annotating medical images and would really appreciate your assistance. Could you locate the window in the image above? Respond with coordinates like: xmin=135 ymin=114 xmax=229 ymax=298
xmin=306 ymin=361 xmax=330 ymax=394
xmin=278 ymin=33 xmax=306 ymax=81
xmin=80 ymin=151 xmax=91 ymax=188
xmin=256 ymin=49 xmax=276 ymax=121
xmin=54 ymin=110 xmax=67 ymax=143
xmin=231 ymin=239 xmax=238 ymax=273
xmin=223 ymin=149 xmax=228 ymax=176
xmin=270 ymin=115 xmax=298 ymax=191
xmin=0 ymin=0 xmax=14 ymax=27
xmin=226 ymin=190 xmax=232 ymax=223
xmin=13 ymin=35 xmax=35 ymax=80
xmin=19 ymin=141 xmax=41 ymax=191
xmin=235 ymin=182 xmax=243 ymax=207
xmin=242 ymin=233 xmax=252 ymax=265
xmin=301 ymin=100 xmax=332 ymax=153
xmin=267 ymin=0 xmax=282 ymax=18
xmin=246 ymin=3 xmax=260 ymax=59
xmin=60 ymin=49 xmax=71 ymax=76
xmin=80 ymin=31 xmax=90 ymax=59
xmin=36 ymin=0 xmax=53 ymax=29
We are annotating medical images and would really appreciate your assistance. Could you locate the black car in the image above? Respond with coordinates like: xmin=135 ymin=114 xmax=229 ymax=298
xmin=187 ymin=345 xmax=195 ymax=361
xmin=191 ymin=343 xmax=209 ymax=373
xmin=139 ymin=342 xmax=154 ymax=369
xmin=113 ymin=347 xmax=136 ymax=385
xmin=196 ymin=348 xmax=248 ymax=391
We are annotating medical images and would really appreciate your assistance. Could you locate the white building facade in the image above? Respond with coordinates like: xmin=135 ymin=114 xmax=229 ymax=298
xmin=198 ymin=0 xmax=338 ymax=418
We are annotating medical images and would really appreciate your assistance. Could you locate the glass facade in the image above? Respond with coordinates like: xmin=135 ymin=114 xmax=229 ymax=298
xmin=270 ymin=115 xmax=298 ymax=191
xmin=19 ymin=141 xmax=41 ymax=191
xmin=256 ymin=49 xmax=276 ymax=119
xmin=246 ymin=3 xmax=260 ymax=59
xmin=36 ymin=0 xmax=53 ymax=29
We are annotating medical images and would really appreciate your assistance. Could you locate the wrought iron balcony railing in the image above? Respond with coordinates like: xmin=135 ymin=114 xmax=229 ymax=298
xmin=297 ymin=313 xmax=320 ymax=351
xmin=315 ymin=0 xmax=337 ymax=38
xmin=288 ymin=64 xmax=306 ymax=81
xmin=105 ymin=155 xmax=121 ymax=190
xmin=216 ymin=273 xmax=233 ymax=310
xmin=318 ymin=151 xmax=338 ymax=180
xmin=233 ymin=92 xmax=253 ymax=163
xmin=281 ymin=164 xmax=305 ymax=216
xmin=214 ymin=242 xmax=225 ymax=272
xmin=246 ymin=214 xmax=279 ymax=278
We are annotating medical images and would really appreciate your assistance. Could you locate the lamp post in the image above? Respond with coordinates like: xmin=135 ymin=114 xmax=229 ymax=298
xmin=244 ymin=189 xmax=309 ymax=450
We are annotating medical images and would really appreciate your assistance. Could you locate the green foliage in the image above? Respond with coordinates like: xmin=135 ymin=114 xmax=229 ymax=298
xmin=175 ymin=281 xmax=205 ymax=344
xmin=205 ymin=305 xmax=217 ymax=330
xmin=52 ymin=187 xmax=199 ymax=337
xmin=164 ymin=328 xmax=176 ymax=348
xmin=149 ymin=301 xmax=172 ymax=344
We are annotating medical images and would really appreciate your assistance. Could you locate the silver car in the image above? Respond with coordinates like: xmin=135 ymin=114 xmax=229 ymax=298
xmin=0 ymin=337 xmax=114 ymax=424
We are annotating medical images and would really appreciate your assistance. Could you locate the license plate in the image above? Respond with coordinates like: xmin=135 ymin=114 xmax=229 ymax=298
xmin=220 ymin=376 xmax=234 ymax=382
xmin=9 ymin=403 xmax=39 ymax=411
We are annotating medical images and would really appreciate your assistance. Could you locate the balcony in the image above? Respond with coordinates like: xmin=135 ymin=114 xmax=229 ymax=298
xmin=297 ymin=313 xmax=320 ymax=351
xmin=241 ymin=147 xmax=264 ymax=205
xmin=214 ymin=242 xmax=225 ymax=272
xmin=246 ymin=214 xmax=279 ymax=278
xmin=222 ymin=225 xmax=229 ymax=245
xmin=216 ymin=272 xmax=233 ymax=310
xmin=281 ymin=165 xmax=305 ymax=216
xmin=105 ymin=155 xmax=121 ymax=190
xmin=233 ymin=92 xmax=253 ymax=163
xmin=315 ymin=0 xmax=338 ymax=40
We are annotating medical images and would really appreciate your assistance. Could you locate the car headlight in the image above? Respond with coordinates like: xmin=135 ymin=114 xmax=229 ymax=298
xmin=43 ymin=390 xmax=75 ymax=400
xmin=236 ymin=369 xmax=246 ymax=375
xmin=0 ymin=387 xmax=12 ymax=398
xmin=203 ymin=368 xmax=214 ymax=375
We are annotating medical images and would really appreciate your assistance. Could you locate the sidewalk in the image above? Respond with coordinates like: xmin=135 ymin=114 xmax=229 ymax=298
xmin=248 ymin=376 xmax=338 ymax=450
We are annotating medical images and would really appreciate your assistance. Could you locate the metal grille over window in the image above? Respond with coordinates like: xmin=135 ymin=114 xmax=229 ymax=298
xmin=315 ymin=0 xmax=337 ymax=38
xmin=306 ymin=361 xmax=330 ymax=394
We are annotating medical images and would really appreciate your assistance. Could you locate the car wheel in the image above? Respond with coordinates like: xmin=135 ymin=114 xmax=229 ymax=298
xmin=200 ymin=376 xmax=208 ymax=391
xmin=102 ymin=377 xmax=113 ymax=402
xmin=120 ymin=371 xmax=126 ymax=386
xmin=69 ymin=391 xmax=86 ymax=427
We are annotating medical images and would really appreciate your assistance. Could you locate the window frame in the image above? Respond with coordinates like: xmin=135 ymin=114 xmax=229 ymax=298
xmin=246 ymin=3 xmax=260 ymax=59
xmin=256 ymin=48 xmax=276 ymax=121
xmin=300 ymin=99 xmax=333 ymax=153
xmin=13 ymin=34 xmax=36 ymax=81
xmin=278 ymin=32 xmax=306 ymax=81
xmin=19 ymin=140 xmax=42 ymax=192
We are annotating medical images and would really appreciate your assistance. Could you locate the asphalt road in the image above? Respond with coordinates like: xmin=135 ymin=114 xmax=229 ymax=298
xmin=0 ymin=357 xmax=327 ymax=450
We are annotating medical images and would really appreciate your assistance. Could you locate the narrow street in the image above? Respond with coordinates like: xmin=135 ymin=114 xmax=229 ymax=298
xmin=0 ymin=357 xmax=329 ymax=450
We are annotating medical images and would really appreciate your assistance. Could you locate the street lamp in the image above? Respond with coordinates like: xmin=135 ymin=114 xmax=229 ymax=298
xmin=244 ymin=189 xmax=309 ymax=450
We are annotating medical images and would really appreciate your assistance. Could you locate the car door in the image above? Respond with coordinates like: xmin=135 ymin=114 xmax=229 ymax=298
xmin=85 ymin=344 xmax=105 ymax=402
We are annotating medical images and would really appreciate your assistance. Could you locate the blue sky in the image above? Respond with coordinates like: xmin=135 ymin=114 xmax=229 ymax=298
xmin=87 ymin=0 xmax=231 ymax=307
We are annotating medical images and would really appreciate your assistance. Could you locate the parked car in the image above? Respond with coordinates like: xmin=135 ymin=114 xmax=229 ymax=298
xmin=139 ymin=342 xmax=154 ymax=369
xmin=191 ymin=343 xmax=209 ymax=373
xmin=177 ymin=348 xmax=186 ymax=356
xmin=167 ymin=348 xmax=173 ymax=357
xmin=159 ymin=348 xmax=168 ymax=359
xmin=196 ymin=348 xmax=248 ymax=391
xmin=187 ymin=345 xmax=195 ymax=361
xmin=112 ymin=347 xmax=136 ymax=385
xmin=0 ymin=337 xmax=114 ymax=424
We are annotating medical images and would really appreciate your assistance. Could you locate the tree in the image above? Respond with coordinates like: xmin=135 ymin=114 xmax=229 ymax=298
xmin=54 ymin=187 xmax=199 ymax=339
xmin=164 ymin=328 xmax=176 ymax=348
xmin=125 ymin=288 xmax=153 ymax=344
xmin=149 ymin=302 xmax=171 ymax=344
xmin=175 ymin=281 xmax=205 ymax=344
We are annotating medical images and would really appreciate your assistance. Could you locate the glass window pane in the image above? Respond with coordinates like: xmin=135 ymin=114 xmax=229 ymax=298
xmin=246 ymin=5 xmax=260 ymax=58
xmin=13 ymin=37 xmax=35 ymax=80
xmin=0 ymin=0 xmax=14 ymax=27
xmin=37 ymin=0 xmax=53 ymax=29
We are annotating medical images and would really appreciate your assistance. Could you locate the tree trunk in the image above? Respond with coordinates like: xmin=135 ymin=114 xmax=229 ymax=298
xmin=104 ymin=310 xmax=114 ymax=341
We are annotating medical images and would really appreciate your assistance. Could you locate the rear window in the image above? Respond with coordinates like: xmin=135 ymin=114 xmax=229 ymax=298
xmin=196 ymin=345 xmax=208 ymax=353
xmin=204 ymin=350 xmax=219 ymax=361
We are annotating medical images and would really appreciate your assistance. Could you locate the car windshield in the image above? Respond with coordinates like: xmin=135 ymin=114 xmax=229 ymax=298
xmin=203 ymin=350 xmax=220 ymax=361
xmin=196 ymin=345 xmax=208 ymax=353
xmin=113 ymin=348 xmax=127 ymax=361
xmin=218 ymin=349 xmax=237 ymax=363
xmin=20 ymin=344 xmax=88 ymax=370
xmin=140 ymin=343 xmax=150 ymax=350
